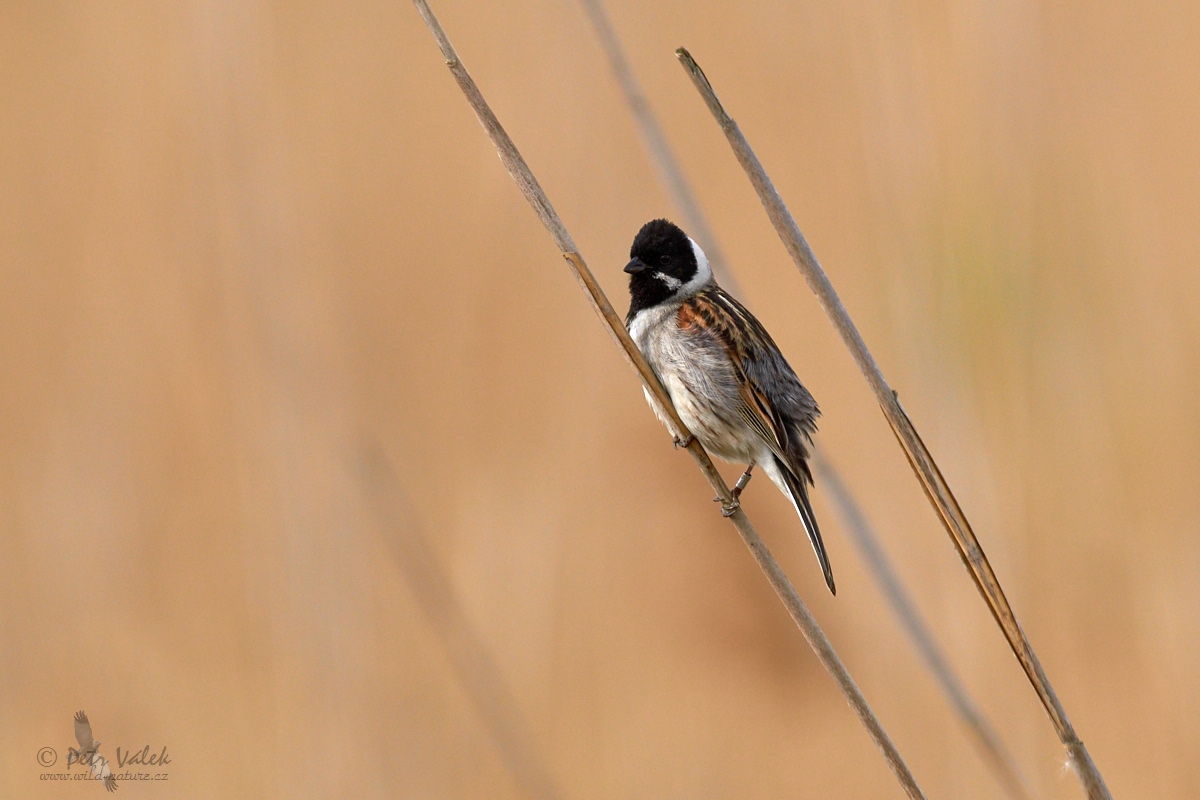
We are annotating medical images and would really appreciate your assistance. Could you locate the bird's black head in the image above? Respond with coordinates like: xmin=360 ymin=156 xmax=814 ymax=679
xmin=624 ymin=218 xmax=712 ymax=318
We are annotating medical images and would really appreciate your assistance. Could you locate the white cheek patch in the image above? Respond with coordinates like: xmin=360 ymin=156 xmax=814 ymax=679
xmin=653 ymin=271 xmax=683 ymax=290
xmin=678 ymin=237 xmax=714 ymax=296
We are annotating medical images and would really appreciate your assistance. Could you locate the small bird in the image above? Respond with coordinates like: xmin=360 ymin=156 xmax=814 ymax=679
xmin=73 ymin=711 xmax=118 ymax=792
xmin=624 ymin=219 xmax=835 ymax=594
xmin=73 ymin=710 xmax=101 ymax=761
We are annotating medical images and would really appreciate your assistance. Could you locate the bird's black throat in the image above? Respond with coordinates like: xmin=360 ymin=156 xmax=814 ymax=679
xmin=626 ymin=272 xmax=680 ymax=323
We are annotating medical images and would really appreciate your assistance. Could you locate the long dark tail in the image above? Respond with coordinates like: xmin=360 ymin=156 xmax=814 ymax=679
xmin=774 ymin=455 xmax=836 ymax=595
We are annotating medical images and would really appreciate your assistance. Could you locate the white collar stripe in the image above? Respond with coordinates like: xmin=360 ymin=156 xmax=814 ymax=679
xmin=680 ymin=238 xmax=714 ymax=296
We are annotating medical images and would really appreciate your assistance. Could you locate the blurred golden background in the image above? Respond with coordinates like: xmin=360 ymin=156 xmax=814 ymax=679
xmin=3 ymin=1 xmax=1198 ymax=797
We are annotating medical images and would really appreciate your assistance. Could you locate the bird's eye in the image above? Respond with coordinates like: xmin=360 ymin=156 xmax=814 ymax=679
xmin=659 ymin=254 xmax=671 ymax=265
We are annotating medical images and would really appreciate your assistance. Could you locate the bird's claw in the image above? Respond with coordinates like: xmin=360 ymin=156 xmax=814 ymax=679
xmin=714 ymin=464 xmax=753 ymax=516
xmin=673 ymin=434 xmax=695 ymax=449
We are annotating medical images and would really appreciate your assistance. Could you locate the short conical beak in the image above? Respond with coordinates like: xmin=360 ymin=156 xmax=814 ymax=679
xmin=624 ymin=257 xmax=647 ymax=274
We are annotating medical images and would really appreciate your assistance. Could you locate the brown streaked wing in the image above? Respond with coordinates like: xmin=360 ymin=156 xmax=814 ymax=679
xmin=678 ymin=290 xmax=791 ymax=457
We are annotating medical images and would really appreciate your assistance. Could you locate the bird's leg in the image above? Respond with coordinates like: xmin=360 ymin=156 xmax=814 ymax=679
xmin=672 ymin=433 xmax=695 ymax=449
xmin=730 ymin=463 xmax=755 ymax=501
xmin=715 ymin=462 xmax=755 ymax=516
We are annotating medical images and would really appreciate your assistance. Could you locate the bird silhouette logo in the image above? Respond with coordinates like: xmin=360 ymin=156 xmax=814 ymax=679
xmin=69 ymin=711 xmax=117 ymax=792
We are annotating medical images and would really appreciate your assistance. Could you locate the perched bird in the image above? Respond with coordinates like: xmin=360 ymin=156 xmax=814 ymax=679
xmin=624 ymin=219 xmax=835 ymax=594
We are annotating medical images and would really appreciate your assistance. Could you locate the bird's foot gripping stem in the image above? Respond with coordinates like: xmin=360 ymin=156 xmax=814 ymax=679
xmin=715 ymin=464 xmax=754 ymax=517
xmin=673 ymin=434 xmax=695 ymax=449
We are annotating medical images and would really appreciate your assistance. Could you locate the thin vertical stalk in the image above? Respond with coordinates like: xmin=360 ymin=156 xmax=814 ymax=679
xmin=576 ymin=0 xmax=738 ymax=292
xmin=676 ymin=47 xmax=1110 ymax=800
xmin=577 ymin=5 xmax=1034 ymax=795
xmin=361 ymin=443 xmax=564 ymax=800
xmin=814 ymin=453 xmax=1035 ymax=800
xmin=411 ymin=2 xmax=927 ymax=796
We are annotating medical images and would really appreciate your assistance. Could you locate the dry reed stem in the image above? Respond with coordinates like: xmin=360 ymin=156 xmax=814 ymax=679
xmin=814 ymin=453 xmax=1036 ymax=800
xmin=676 ymin=47 xmax=1111 ymax=800
xmin=361 ymin=443 xmax=563 ymax=800
xmin=411 ymin=2 xmax=927 ymax=796
xmin=577 ymin=4 xmax=1035 ymax=795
